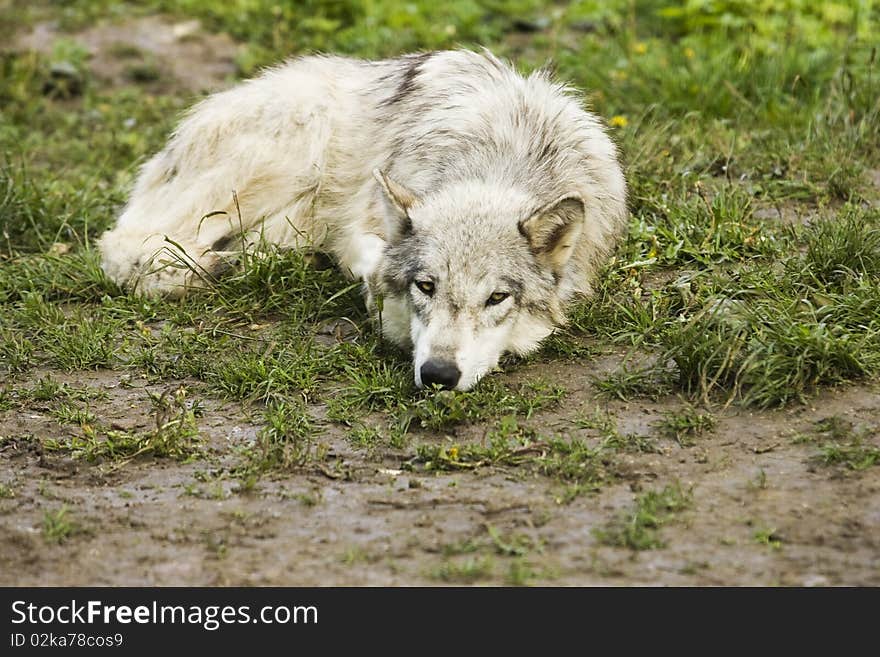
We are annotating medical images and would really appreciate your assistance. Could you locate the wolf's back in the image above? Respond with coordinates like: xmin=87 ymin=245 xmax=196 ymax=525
xmin=361 ymin=49 xmax=628 ymax=295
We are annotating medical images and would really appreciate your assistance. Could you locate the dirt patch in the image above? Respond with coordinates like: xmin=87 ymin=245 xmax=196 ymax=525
xmin=2 ymin=362 xmax=878 ymax=586
xmin=13 ymin=16 xmax=240 ymax=94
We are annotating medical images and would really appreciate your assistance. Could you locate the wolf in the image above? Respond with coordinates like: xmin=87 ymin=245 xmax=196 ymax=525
xmin=98 ymin=49 xmax=627 ymax=390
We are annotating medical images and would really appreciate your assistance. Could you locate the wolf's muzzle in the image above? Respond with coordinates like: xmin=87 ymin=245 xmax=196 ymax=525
xmin=420 ymin=359 xmax=461 ymax=390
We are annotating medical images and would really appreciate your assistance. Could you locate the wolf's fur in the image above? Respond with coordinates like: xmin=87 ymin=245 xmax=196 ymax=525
xmin=98 ymin=49 xmax=627 ymax=390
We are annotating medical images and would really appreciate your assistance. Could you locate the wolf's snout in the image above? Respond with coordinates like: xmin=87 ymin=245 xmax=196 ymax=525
xmin=420 ymin=359 xmax=461 ymax=390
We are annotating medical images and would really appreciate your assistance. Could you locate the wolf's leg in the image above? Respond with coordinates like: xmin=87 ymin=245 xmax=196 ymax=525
xmin=98 ymin=170 xmax=247 ymax=298
xmin=100 ymin=79 xmax=332 ymax=297
xmin=98 ymin=228 xmax=233 ymax=298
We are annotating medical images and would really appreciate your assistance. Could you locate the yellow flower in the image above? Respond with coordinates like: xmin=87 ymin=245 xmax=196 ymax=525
xmin=609 ymin=115 xmax=628 ymax=128
xmin=633 ymin=42 xmax=647 ymax=55
xmin=448 ymin=446 xmax=459 ymax=461
xmin=684 ymin=47 xmax=695 ymax=59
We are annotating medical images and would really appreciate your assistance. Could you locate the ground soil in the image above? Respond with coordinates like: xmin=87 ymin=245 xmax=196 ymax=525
xmin=2 ymin=358 xmax=878 ymax=586
xmin=13 ymin=15 xmax=239 ymax=94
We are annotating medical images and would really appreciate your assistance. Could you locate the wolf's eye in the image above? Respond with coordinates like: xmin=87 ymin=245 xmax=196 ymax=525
xmin=486 ymin=292 xmax=510 ymax=306
xmin=414 ymin=280 xmax=435 ymax=297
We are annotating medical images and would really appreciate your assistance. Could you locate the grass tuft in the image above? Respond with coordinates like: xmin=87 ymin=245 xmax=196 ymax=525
xmin=595 ymin=482 xmax=693 ymax=550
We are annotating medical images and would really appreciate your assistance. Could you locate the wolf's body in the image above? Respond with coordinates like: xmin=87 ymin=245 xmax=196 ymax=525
xmin=99 ymin=49 xmax=627 ymax=390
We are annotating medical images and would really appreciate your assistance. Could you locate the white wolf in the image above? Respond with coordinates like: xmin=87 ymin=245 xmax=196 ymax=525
xmin=98 ymin=49 xmax=627 ymax=390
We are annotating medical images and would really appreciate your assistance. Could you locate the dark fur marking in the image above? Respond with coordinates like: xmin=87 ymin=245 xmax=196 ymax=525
xmin=401 ymin=214 xmax=413 ymax=236
xmin=543 ymin=222 xmax=569 ymax=253
xmin=211 ymin=235 xmax=234 ymax=251
xmin=381 ymin=52 xmax=434 ymax=107
xmin=380 ymin=239 xmax=423 ymax=295
xmin=500 ymin=276 xmax=525 ymax=302
xmin=523 ymin=299 xmax=553 ymax=316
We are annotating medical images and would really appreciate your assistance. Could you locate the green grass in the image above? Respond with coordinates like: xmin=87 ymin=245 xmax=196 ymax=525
xmin=594 ymin=482 xmax=693 ymax=550
xmin=575 ymin=406 xmax=659 ymax=453
xmin=237 ymin=400 xmax=322 ymax=475
xmin=486 ymin=524 xmax=542 ymax=558
xmin=42 ymin=506 xmax=80 ymax=544
xmin=657 ymin=405 xmax=717 ymax=446
xmin=2 ymin=376 xmax=108 ymax=408
xmin=429 ymin=556 xmax=494 ymax=583
xmin=593 ymin=366 xmax=673 ymax=402
xmin=806 ymin=416 xmax=880 ymax=471
xmin=49 ymin=402 xmax=97 ymax=426
xmin=584 ymin=204 xmax=880 ymax=407
xmin=43 ymin=386 xmax=201 ymax=462
xmin=753 ymin=527 xmax=784 ymax=550
xmin=413 ymin=414 xmax=629 ymax=501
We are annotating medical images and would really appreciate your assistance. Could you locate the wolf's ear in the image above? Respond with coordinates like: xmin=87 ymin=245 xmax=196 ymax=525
xmin=518 ymin=194 xmax=585 ymax=271
xmin=374 ymin=169 xmax=418 ymax=243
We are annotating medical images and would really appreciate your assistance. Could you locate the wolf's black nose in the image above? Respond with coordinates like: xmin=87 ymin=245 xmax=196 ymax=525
xmin=420 ymin=359 xmax=461 ymax=389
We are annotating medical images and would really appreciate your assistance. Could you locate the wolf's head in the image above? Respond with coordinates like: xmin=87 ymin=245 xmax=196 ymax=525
xmin=374 ymin=169 xmax=585 ymax=390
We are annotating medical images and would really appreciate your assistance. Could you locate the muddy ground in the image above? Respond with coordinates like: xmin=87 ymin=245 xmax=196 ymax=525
xmin=2 ymin=356 xmax=878 ymax=586
xmin=2 ymin=16 xmax=878 ymax=587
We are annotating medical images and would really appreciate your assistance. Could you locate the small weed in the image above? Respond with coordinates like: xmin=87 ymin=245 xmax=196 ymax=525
xmin=506 ymin=559 xmax=539 ymax=586
xmin=30 ymin=376 xmax=66 ymax=402
xmin=818 ymin=442 xmax=880 ymax=471
xmin=49 ymin=402 xmax=97 ymax=426
xmin=294 ymin=490 xmax=322 ymax=506
xmin=0 ymin=482 xmax=15 ymax=498
xmin=49 ymin=387 xmax=200 ymax=462
xmin=441 ymin=538 xmax=481 ymax=557
xmin=594 ymin=366 xmax=672 ymax=401
xmin=40 ymin=311 xmax=121 ymax=371
xmin=237 ymin=400 xmax=323 ymax=479
xmin=415 ymin=415 xmax=614 ymax=498
xmin=486 ymin=524 xmax=541 ymax=557
xmin=0 ymin=330 xmax=33 ymax=372
xmin=748 ymin=469 xmax=768 ymax=491
xmin=340 ymin=546 xmax=370 ymax=566
xmin=347 ymin=424 xmax=383 ymax=448
xmin=27 ymin=376 xmax=107 ymax=404
xmin=657 ymin=405 xmax=717 ymax=446
xmin=347 ymin=421 xmax=408 ymax=449
xmin=400 ymin=379 xmax=565 ymax=433
xmin=415 ymin=415 xmax=540 ymax=471
xmin=537 ymin=437 xmax=611 ymax=490
xmin=0 ymin=388 xmax=15 ymax=411
xmin=810 ymin=416 xmax=880 ymax=471
xmin=595 ymin=482 xmax=693 ymax=550
xmin=430 ymin=557 xmax=494 ymax=584
xmin=575 ymin=407 xmax=659 ymax=453
xmin=42 ymin=506 xmax=78 ymax=544
xmin=753 ymin=527 xmax=783 ymax=550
